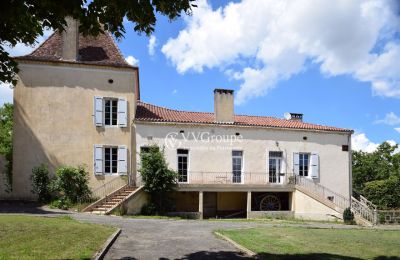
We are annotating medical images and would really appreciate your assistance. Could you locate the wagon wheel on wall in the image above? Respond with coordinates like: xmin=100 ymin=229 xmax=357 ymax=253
xmin=259 ymin=195 xmax=281 ymax=211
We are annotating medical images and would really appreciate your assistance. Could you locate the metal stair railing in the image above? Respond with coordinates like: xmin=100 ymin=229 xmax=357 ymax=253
xmin=351 ymin=196 xmax=376 ymax=224
xmin=294 ymin=175 xmax=350 ymax=210
xmin=77 ymin=178 xmax=126 ymax=211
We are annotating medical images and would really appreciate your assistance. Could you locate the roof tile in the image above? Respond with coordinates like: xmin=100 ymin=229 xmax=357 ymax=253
xmin=135 ymin=101 xmax=352 ymax=133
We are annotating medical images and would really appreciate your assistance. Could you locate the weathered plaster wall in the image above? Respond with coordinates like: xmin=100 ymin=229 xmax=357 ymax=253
xmin=136 ymin=123 xmax=351 ymax=200
xmin=13 ymin=62 xmax=137 ymax=199
xmin=293 ymin=189 xmax=341 ymax=220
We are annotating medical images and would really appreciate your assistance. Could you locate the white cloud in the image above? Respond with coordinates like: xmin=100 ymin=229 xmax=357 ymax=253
xmin=148 ymin=35 xmax=157 ymax=56
xmin=172 ymin=89 xmax=178 ymax=95
xmin=352 ymin=132 xmax=398 ymax=153
xmin=125 ymin=56 xmax=139 ymax=66
xmin=395 ymin=127 xmax=400 ymax=133
xmin=162 ymin=0 xmax=400 ymax=104
xmin=352 ymin=133 xmax=380 ymax=153
xmin=0 ymin=83 xmax=13 ymax=106
xmin=375 ymin=112 xmax=400 ymax=125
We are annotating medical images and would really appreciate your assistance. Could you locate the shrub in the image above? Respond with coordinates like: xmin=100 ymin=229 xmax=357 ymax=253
xmin=363 ymin=175 xmax=400 ymax=209
xmin=52 ymin=165 xmax=91 ymax=205
xmin=31 ymin=164 xmax=52 ymax=202
xmin=139 ymin=145 xmax=178 ymax=214
xmin=141 ymin=203 xmax=158 ymax=216
xmin=343 ymin=207 xmax=355 ymax=224
xmin=50 ymin=197 xmax=72 ymax=210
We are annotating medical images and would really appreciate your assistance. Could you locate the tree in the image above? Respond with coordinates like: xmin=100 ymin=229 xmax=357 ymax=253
xmin=0 ymin=103 xmax=13 ymax=192
xmin=139 ymin=145 xmax=178 ymax=213
xmin=352 ymin=141 xmax=400 ymax=209
xmin=0 ymin=0 xmax=196 ymax=85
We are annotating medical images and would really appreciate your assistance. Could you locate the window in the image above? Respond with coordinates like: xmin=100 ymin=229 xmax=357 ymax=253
xmin=94 ymin=97 xmax=127 ymax=127
xmin=269 ymin=151 xmax=283 ymax=183
xmin=104 ymin=147 xmax=118 ymax=174
xmin=104 ymin=99 xmax=118 ymax=126
xmin=232 ymin=151 xmax=243 ymax=183
xmin=177 ymin=149 xmax=189 ymax=183
xmin=299 ymin=153 xmax=310 ymax=177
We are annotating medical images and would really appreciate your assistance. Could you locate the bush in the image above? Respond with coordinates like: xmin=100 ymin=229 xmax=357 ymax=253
xmin=343 ymin=207 xmax=355 ymax=224
xmin=139 ymin=145 xmax=178 ymax=214
xmin=50 ymin=197 xmax=72 ymax=210
xmin=141 ymin=203 xmax=158 ymax=216
xmin=52 ymin=165 xmax=91 ymax=205
xmin=363 ymin=175 xmax=400 ymax=209
xmin=31 ymin=164 xmax=52 ymax=202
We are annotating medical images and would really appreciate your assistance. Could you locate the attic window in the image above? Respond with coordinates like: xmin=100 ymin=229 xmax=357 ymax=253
xmin=108 ymin=79 xmax=114 ymax=84
xmin=342 ymin=145 xmax=349 ymax=151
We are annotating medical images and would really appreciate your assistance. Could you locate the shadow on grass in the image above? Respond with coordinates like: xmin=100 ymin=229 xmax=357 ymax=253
xmin=173 ymin=251 xmax=400 ymax=260
xmin=0 ymin=200 xmax=68 ymax=214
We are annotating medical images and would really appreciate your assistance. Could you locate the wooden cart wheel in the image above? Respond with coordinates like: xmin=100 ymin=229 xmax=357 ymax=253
xmin=259 ymin=195 xmax=281 ymax=211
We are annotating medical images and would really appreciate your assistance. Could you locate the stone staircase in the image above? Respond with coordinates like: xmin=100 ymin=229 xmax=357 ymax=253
xmin=84 ymin=185 xmax=137 ymax=215
xmin=294 ymin=175 xmax=377 ymax=225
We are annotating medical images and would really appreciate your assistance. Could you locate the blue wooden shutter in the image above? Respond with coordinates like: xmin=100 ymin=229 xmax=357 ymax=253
xmin=310 ymin=153 xmax=319 ymax=179
xmin=117 ymin=99 xmax=127 ymax=127
xmin=94 ymin=145 xmax=103 ymax=175
xmin=94 ymin=96 xmax=103 ymax=126
xmin=118 ymin=145 xmax=128 ymax=175
xmin=293 ymin=153 xmax=300 ymax=175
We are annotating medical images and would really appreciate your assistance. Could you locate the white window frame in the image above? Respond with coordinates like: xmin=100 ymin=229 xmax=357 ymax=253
xmin=232 ymin=150 xmax=244 ymax=184
xmin=267 ymin=151 xmax=284 ymax=184
xmin=298 ymin=152 xmax=311 ymax=177
xmin=103 ymin=98 xmax=119 ymax=127
xmin=177 ymin=149 xmax=190 ymax=183
xmin=103 ymin=146 xmax=119 ymax=175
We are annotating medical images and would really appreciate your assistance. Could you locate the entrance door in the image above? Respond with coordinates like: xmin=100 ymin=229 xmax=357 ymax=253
xmin=203 ymin=192 xmax=217 ymax=218
xmin=269 ymin=151 xmax=283 ymax=184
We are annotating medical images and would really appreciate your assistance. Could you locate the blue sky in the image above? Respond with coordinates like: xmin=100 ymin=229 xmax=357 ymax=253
xmin=1 ymin=0 xmax=399 ymax=151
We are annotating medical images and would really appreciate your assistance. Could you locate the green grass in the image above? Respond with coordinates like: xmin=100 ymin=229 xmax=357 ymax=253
xmin=0 ymin=215 xmax=116 ymax=260
xmin=218 ymin=226 xmax=400 ymax=259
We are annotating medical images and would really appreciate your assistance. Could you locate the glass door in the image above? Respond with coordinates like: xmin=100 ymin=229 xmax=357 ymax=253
xmin=269 ymin=151 xmax=283 ymax=184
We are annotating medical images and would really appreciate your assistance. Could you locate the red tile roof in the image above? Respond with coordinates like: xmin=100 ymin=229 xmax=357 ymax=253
xmin=135 ymin=101 xmax=352 ymax=133
xmin=17 ymin=31 xmax=132 ymax=68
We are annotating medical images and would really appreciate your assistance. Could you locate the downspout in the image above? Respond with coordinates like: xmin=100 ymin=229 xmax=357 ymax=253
xmin=348 ymin=132 xmax=353 ymax=207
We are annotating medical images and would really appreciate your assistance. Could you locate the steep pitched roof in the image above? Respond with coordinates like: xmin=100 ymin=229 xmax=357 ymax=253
xmin=135 ymin=101 xmax=352 ymax=133
xmin=17 ymin=31 xmax=132 ymax=68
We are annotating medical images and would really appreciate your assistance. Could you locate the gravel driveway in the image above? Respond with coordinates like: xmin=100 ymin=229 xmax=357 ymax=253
xmin=3 ymin=201 xmax=395 ymax=260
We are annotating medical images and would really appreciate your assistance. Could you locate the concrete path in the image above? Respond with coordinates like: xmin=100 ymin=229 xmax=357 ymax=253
xmin=1 ymin=201 xmax=399 ymax=259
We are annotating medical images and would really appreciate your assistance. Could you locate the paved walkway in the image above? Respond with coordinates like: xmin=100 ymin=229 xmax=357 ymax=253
xmin=1 ymin=201 xmax=399 ymax=259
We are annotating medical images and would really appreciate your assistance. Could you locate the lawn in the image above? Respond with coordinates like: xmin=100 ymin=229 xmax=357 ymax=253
xmin=218 ymin=226 xmax=400 ymax=259
xmin=0 ymin=215 xmax=116 ymax=259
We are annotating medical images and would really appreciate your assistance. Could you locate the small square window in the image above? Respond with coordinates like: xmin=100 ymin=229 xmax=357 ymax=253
xmin=342 ymin=145 xmax=349 ymax=151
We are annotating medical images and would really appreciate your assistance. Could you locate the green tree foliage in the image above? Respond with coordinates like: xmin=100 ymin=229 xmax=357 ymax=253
xmin=352 ymin=141 xmax=400 ymax=209
xmin=52 ymin=165 xmax=91 ymax=205
xmin=0 ymin=103 xmax=13 ymax=192
xmin=31 ymin=164 xmax=52 ymax=203
xmin=0 ymin=0 xmax=195 ymax=85
xmin=139 ymin=145 xmax=178 ymax=213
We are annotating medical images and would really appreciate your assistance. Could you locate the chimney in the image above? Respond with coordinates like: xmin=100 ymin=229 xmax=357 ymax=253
xmin=284 ymin=112 xmax=303 ymax=122
xmin=214 ymin=89 xmax=234 ymax=123
xmin=61 ymin=17 xmax=79 ymax=60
